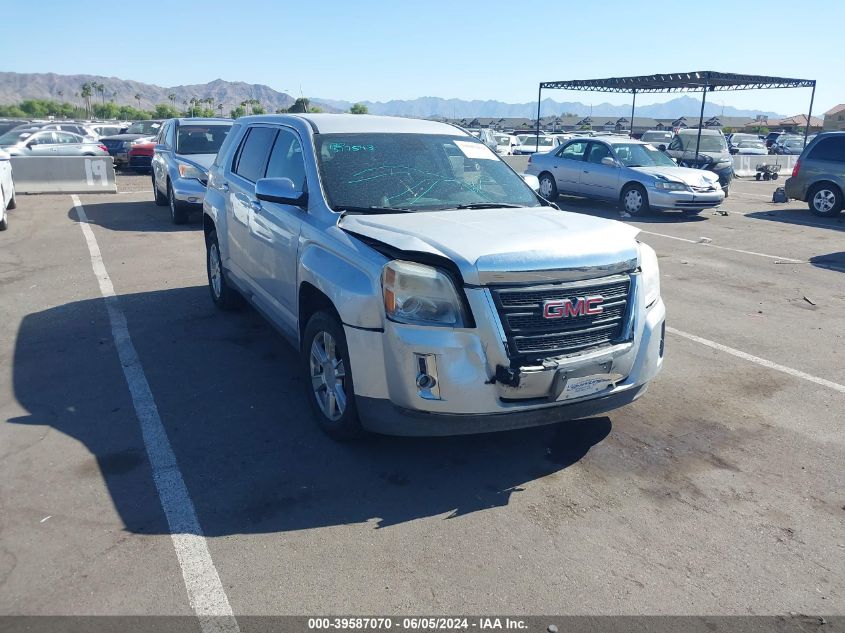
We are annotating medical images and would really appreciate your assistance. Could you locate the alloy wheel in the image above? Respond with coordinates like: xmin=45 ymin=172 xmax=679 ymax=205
xmin=813 ymin=189 xmax=836 ymax=213
xmin=208 ymin=242 xmax=222 ymax=299
xmin=309 ymin=331 xmax=347 ymax=421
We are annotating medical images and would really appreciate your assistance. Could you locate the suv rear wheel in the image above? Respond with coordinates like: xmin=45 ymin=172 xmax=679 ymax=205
xmin=302 ymin=311 xmax=363 ymax=440
xmin=808 ymin=183 xmax=843 ymax=217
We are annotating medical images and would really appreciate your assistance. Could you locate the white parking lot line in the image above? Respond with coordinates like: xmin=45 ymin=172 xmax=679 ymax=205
xmin=71 ymin=195 xmax=239 ymax=633
xmin=667 ymin=326 xmax=845 ymax=394
xmin=640 ymin=230 xmax=805 ymax=263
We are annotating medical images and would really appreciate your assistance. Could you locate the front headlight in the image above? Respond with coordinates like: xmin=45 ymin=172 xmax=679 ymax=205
xmin=654 ymin=180 xmax=688 ymax=191
xmin=639 ymin=243 xmax=660 ymax=308
xmin=177 ymin=162 xmax=206 ymax=180
xmin=382 ymin=260 xmax=467 ymax=327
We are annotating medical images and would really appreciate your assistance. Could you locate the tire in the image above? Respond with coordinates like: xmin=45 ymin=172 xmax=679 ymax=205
xmin=0 ymin=207 xmax=6 ymax=232
xmin=771 ymin=173 xmax=779 ymax=180
xmin=302 ymin=311 xmax=363 ymax=440
xmin=620 ymin=183 xmax=649 ymax=216
xmin=755 ymin=173 xmax=761 ymax=181
xmin=7 ymin=193 xmax=15 ymax=210
xmin=168 ymin=182 xmax=189 ymax=224
xmin=807 ymin=183 xmax=843 ymax=217
xmin=538 ymin=172 xmax=558 ymax=200
xmin=206 ymin=230 xmax=244 ymax=310
xmin=153 ymin=175 xmax=167 ymax=206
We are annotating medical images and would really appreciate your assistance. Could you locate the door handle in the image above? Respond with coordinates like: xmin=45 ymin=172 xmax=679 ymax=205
xmin=220 ymin=183 xmax=229 ymax=192
xmin=250 ymin=200 xmax=262 ymax=213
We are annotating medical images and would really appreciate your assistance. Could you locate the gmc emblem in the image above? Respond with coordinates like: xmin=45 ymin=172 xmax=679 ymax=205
xmin=543 ymin=296 xmax=603 ymax=319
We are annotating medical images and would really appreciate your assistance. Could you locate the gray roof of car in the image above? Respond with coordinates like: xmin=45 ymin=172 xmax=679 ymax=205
xmin=238 ymin=113 xmax=468 ymax=136
xmin=575 ymin=136 xmax=647 ymax=145
xmin=677 ymin=128 xmax=723 ymax=135
xmin=174 ymin=117 xmax=231 ymax=125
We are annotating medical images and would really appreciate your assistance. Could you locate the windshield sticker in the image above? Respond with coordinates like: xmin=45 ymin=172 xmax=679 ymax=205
xmin=454 ymin=140 xmax=496 ymax=160
xmin=328 ymin=142 xmax=375 ymax=153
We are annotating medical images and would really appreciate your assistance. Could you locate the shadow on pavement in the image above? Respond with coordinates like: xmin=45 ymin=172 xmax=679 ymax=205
xmin=552 ymin=196 xmax=708 ymax=224
xmin=67 ymin=200 xmax=202 ymax=233
xmin=810 ymin=251 xmax=845 ymax=273
xmin=9 ymin=285 xmax=612 ymax=536
xmin=745 ymin=208 xmax=845 ymax=232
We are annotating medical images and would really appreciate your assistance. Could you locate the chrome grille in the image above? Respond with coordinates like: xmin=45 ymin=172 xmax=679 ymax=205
xmin=491 ymin=274 xmax=633 ymax=359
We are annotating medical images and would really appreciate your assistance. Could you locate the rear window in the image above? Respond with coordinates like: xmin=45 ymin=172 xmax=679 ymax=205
xmin=233 ymin=126 xmax=277 ymax=182
xmin=176 ymin=124 xmax=231 ymax=155
xmin=807 ymin=137 xmax=845 ymax=162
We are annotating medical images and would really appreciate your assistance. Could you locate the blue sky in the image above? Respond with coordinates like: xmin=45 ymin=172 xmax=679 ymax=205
xmin=1 ymin=0 xmax=841 ymax=115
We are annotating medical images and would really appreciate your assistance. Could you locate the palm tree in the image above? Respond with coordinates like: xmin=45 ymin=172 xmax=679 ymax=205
xmin=135 ymin=93 xmax=142 ymax=109
xmin=240 ymin=100 xmax=249 ymax=115
xmin=95 ymin=83 xmax=105 ymax=105
xmin=57 ymin=89 xmax=64 ymax=103
xmin=168 ymin=93 xmax=177 ymax=108
xmin=80 ymin=83 xmax=93 ymax=116
xmin=217 ymin=103 xmax=224 ymax=116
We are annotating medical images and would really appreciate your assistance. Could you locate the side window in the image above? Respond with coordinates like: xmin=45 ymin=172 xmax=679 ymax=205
xmin=586 ymin=142 xmax=612 ymax=164
xmin=212 ymin=124 xmax=242 ymax=168
xmin=668 ymin=136 xmax=682 ymax=151
xmin=30 ymin=132 xmax=55 ymax=145
xmin=265 ymin=129 xmax=306 ymax=190
xmin=808 ymin=138 xmax=845 ymax=162
xmin=165 ymin=122 xmax=176 ymax=148
xmin=233 ymin=127 xmax=278 ymax=182
xmin=155 ymin=122 xmax=168 ymax=145
xmin=55 ymin=132 xmax=79 ymax=144
xmin=557 ymin=141 xmax=588 ymax=160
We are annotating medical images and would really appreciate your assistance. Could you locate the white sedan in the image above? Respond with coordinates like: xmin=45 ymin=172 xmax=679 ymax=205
xmin=0 ymin=148 xmax=16 ymax=230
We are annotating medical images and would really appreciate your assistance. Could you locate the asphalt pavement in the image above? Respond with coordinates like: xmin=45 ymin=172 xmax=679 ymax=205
xmin=0 ymin=174 xmax=843 ymax=619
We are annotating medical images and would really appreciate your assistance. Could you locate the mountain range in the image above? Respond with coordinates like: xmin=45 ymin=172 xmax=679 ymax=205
xmin=0 ymin=72 xmax=785 ymax=119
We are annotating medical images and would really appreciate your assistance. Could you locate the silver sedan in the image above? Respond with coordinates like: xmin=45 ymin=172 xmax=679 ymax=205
xmin=526 ymin=136 xmax=725 ymax=216
xmin=0 ymin=129 xmax=109 ymax=157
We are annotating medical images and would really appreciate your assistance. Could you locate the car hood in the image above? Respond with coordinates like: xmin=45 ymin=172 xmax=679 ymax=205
xmin=632 ymin=166 xmax=720 ymax=186
xmin=339 ymin=207 xmax=641 ymax=286
xmin=175 ymin=153 xmax=216 ymax=169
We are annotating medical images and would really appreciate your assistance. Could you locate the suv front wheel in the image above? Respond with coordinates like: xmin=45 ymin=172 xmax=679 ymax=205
xmin=808 ymin=183 xmax=843 ymax=217
xmin=302 ymin=311 xmax=363 ymax=440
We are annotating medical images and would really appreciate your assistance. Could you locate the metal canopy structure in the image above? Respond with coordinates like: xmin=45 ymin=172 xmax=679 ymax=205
xmin=535 ymin=71 xmax=817 ymax=157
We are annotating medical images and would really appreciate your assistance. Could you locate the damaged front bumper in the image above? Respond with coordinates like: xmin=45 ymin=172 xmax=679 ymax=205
xmin=344 ymin=285 xmax=665 ymax=436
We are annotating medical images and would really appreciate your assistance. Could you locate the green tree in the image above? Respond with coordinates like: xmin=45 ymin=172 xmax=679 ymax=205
xmin=95 ymin=83 xmax=105 ymax=105
xmin=93 ymin=102 xmax=121 ymax=119
xmin=154 ymin=103 xmax=180 ymax=118
xmin=135 ymin=93 xmax=142 ymax=108
xmin=230 ymin=106 xmax=246 ymax=119
xmin=80 ymin=83 xmax=93 ymax=116
xmin=349 ymin=103 xmax=368 ymax=114
xmin=251 ymin=104 xmax=266 ymax=115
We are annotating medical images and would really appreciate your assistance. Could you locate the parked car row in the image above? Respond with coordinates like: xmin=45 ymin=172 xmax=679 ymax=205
xmin=0 ymin=128 xmax=109 ymax=157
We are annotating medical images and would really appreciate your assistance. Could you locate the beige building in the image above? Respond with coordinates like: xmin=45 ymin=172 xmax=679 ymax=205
xmin=823 ymin=104 xmax=845 ymax=131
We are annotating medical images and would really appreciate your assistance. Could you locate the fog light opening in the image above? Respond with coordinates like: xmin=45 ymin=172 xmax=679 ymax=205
xmin=414 ymin=353 xmax=441 ymax=400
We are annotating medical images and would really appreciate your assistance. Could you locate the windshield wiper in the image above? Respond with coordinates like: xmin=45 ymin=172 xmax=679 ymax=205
xmin=452 ymin=203 xmax=523 ymax=210
xmin=338 ymin=205 xmax=414 ymax=217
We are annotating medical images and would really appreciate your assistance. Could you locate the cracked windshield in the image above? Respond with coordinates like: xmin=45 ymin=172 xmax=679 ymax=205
xmin=315 ymin=133 xmax=541 ymax=212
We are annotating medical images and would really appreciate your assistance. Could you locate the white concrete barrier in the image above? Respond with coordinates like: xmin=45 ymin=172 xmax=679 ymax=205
xmin=732 ymin=154 xmax=797 ymax=178
xmin=10 ymin=156 xmax=117 ymax=194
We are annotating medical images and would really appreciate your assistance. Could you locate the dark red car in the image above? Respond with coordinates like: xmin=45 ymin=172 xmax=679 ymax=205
xmin=128 ymin=141 xmax=155 ymax=173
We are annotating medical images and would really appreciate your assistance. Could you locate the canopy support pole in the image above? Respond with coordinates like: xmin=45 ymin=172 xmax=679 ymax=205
xmin=535 ymin=84 xmax=542 ymax=152
xmin=694 ymin=73 xmax=710 ymax=159
xmin=630 ymin=89 xmax=636 ymax=138
xmin=804 ymin=82 xmax=816 ymax=145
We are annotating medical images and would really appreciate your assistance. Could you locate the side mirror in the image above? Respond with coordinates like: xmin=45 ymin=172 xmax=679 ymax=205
xmin=657 ymin=144 xmax=667 ymax=152
xmin=601 ymin=156 xmax=617 ymax=167
xmin=25 ymin=141 xmax=36 ymax=149
xmin=255 ymin=177 xmax=308 ymax=207
xmin=522 ymin=174 xmax=541 ymax=193
xmin=729 ymin=147 xmax=738 ymax=154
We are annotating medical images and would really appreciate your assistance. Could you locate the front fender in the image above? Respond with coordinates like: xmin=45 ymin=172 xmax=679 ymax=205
xmin=299 ymin=243 xmax=384 ymax=330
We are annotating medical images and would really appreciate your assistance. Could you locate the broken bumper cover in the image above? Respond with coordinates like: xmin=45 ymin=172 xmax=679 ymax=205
xmin=356 ymin=384 xmax=647 ymax=436
xmin=344 ymin=289 xmax=665 ymax=436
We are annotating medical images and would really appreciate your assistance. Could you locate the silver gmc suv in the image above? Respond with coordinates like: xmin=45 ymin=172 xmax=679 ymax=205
xmin=203 ymin=114 xmax=665 ymax=439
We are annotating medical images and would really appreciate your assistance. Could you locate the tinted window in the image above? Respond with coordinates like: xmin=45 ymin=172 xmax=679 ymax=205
xmin=586 ymin=142 xmax=612 ymax=164
xmin=165 ymin=122 xmax=175 ymax=148
xmin=176 ymin=124 xmax=231 ymax=155
xmin=808 ymin=137 xmax=845 ymax=162
xmin=30 ymin=132 xmax=55 ymax=145
xmin=55 ymin=132 xmax=80 ymax=144
xmin=557 ymin=141 xmax=588 ymax=160
xmin=265 ymin=129 xmax=306 ymax=190
xmin=212 ymin=123 xmax=243 ymax=168
xmin=234 ymin=127 xmax=277 ymax=182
